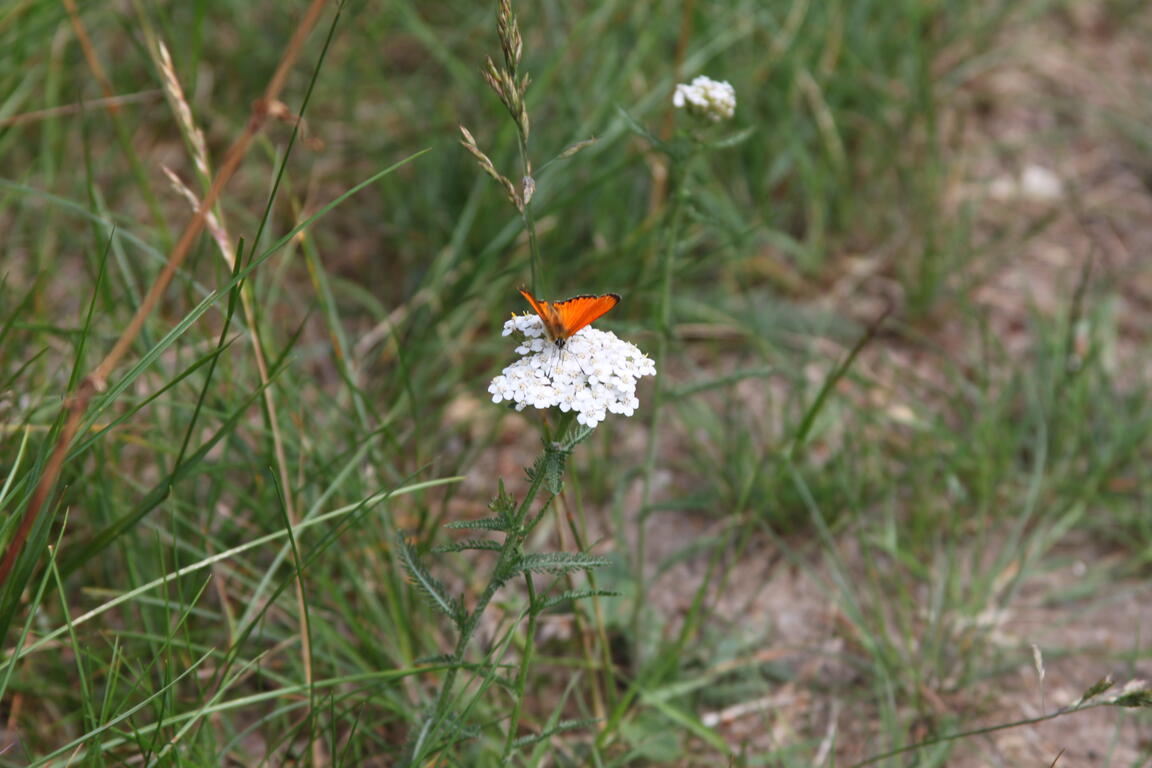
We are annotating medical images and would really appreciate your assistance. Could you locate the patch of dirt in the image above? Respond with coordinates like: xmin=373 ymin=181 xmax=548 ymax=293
xmin=954 ymin=4 xmax=1152 ymax=374
xmin=636 ymin=2 xmax=1152 ymax=762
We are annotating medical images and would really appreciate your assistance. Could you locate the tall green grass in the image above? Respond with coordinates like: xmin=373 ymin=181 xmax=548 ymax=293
xmin=1 ymin=0 xmax=1150 ymax=764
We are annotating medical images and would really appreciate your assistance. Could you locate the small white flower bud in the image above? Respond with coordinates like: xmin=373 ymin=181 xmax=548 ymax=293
xmin=673 ymin=75 xmax=736 ymax=123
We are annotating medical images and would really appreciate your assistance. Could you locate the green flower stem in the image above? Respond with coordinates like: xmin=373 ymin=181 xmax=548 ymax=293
xmin=544 ymin=409 xmax=576 ymax=444
xmin=596 ymin=148 xmax=700 ymax=753
xmin=502 ymin=571 xmax=539 ymax=760
xmin=556 ymin=490 xmax=614 ymax=716
xmin=410 ymin=444 xmax=552 ymax=765
xmin=516 ymin=133 xmax=545 ymax=297
xmin=632 ymin=147 xmax=697 ymax=644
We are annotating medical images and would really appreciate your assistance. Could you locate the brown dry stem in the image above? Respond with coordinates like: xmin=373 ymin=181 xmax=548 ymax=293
xmin=0 ymin=0 xmax=331 ymax=591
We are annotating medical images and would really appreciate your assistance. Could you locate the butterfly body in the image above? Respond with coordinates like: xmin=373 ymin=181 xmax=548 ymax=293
xmin=519 ymin=288 xmax=620 ymax=349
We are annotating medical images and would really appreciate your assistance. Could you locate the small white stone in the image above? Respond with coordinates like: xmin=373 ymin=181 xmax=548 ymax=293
xmin=1020 ymin=164 xmax=1063 ymax=201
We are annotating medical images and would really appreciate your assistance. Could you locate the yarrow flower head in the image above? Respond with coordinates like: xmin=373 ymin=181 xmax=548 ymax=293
xmin=489 ymin=314 xmax=656 ymax=428
xmin=672 ymin=75 xmax=736 ymax=123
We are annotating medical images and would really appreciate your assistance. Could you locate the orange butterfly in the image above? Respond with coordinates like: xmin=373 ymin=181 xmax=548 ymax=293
xmin=519 ymin=287 xmax=621 ymax=349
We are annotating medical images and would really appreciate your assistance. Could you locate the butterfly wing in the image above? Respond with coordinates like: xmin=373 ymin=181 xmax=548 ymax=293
xmin=518 ymin=287 xmax=550 ymax=320
xmin=519 ymin=288 xmax=564 ymax=341
xmin=554 ymin=293 xmax=621 ymax=337
xmin=519 ymin=288 xmax=620 ymax=343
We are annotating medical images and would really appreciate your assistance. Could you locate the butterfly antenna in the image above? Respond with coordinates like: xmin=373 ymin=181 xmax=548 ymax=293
xmin=548 ymin=345 xmax=566 ymax=382
xmin=547 ymin=344 xmax=587 ymax=381
xmin=544 ymin=344 xmax=561 ymax=382
xmin=564 ymin=344 xmax=594 ymax=379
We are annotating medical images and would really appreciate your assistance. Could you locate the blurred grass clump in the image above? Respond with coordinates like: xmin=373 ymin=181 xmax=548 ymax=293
xmin=2 ymin=0 xmax=1151 ymax=764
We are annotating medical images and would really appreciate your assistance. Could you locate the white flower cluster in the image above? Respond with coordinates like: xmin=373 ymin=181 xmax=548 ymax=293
xmin=673 ymin=75 xmax=736 ymax=122
xmin=489 ymin=314 xmax=656 ymax=428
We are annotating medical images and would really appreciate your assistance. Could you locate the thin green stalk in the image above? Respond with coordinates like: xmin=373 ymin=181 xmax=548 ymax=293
xmin=632 ymin=148 xmax=696 ymax=644
xmin=502 ymin=572 xmax=539 ymax=760
xmin=847 ymin=696 xmax=1147 ymax=768
xmin=409 ymin=452 xmax=550 ymax=763
xmin=555 ymin=487 xmax=613 ymax=717
xmin=409 ymin=417 xmax=600 ymax=763
xmin=516 ymin=135 xmax=545 ymax=296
